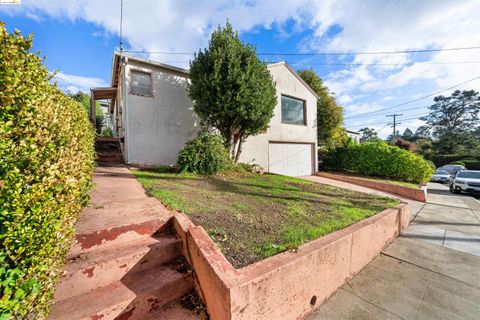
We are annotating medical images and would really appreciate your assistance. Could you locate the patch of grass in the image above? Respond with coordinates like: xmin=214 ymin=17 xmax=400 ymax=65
xmin=232 ymin=201 xmax=249 ymax=212
xmin=133 ymin=168 xmax=399 ymax=268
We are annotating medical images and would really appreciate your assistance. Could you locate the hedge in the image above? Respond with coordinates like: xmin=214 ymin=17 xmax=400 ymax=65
xmin=427 ymin=154 xmax=476 ymax=167
xmin=322 ymin=141 xmax=435 ymax=183
xmin=460 ymin=159 xmax=480 ymax=170
xmin=0 ymin=24 xmax=95 ymax=318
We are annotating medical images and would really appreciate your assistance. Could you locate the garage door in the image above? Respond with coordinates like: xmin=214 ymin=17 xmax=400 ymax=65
xmin=268 ymin=143 xmax=313 ymax=177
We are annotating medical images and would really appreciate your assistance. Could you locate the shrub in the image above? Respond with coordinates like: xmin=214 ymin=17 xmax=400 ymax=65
xmin=461 ymin=159 xmax=480 ymax=170
xmin=322 ymin=141 xmax=435 ymax=183
xmin=394 ymin=138 xmax=416 ymax=152
xmin=101 ymin=127 xmax=114 ymax=137
xmin=177 ymin=132 xmax=232 ymax=174
xmin=428 ymin=154 xmax=473 ymax=167
xmin=0 ymin=24 xmax=95 ymax=318
xmin=450 ymin=161 xmax=466 ymax=167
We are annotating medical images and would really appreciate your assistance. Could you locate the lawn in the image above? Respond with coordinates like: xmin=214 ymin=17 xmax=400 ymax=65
xmin=134 ymin=167 xmax=399 ymax=268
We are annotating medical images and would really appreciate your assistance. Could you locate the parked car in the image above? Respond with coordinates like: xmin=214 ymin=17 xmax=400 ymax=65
xmin=437 ymin=164 xmax=466 ymax=177
xmin=430 ymin=169 xmax=451 ymax=183
xmin=450 ymin=170 xmax=480 ymax=194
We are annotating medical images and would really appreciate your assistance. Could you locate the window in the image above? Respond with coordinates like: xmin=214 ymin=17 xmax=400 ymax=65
xmin=130 ymin=70 xmax=152 ymax=96
xmin=281 ymin=95 xmax=306 ymax=125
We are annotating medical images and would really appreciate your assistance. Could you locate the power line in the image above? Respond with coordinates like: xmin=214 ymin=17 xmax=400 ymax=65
xmin=124 ymin=45 xmax=480 ymax=56
xmin=287 ymin=61 xmax=480 ymax=67
xmin=344 ymin=75 xmax=480 ymax=119
xmin=347 ymin=113 xmax=429 ymax=128
xmin=386 ymin=114 xmax=403 ymax=138
xmin=124 ymin=59 xmax=480 ymax=67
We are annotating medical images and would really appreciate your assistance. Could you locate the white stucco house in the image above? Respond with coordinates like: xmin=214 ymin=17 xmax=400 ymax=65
xmin=91 ymin=52 xmax=318 ymax=177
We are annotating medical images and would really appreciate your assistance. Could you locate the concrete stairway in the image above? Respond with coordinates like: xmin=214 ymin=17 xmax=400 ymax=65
xmin=95 ymin=137 xmax=123 ymax=163
xmin=48 ymin=165 xmax=205 ymax=320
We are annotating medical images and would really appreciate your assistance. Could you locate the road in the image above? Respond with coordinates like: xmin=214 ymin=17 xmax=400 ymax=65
xmin=306 ymin=181 xmax=480 ymax=320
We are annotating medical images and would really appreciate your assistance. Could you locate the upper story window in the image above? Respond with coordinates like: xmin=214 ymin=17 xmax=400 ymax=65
xmin=130 ymin=70 xmax=152 ymax=96
xmin=281 ymin=95 xmax=306 ymax=125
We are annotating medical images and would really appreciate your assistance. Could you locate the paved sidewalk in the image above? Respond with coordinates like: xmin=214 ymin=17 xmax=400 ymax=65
xmin=304 ymin=177 xmax=480 ymax=320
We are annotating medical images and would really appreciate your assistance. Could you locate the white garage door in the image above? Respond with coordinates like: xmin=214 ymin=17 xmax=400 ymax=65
xmin=268 ymin=143 xmax=313 ymax=177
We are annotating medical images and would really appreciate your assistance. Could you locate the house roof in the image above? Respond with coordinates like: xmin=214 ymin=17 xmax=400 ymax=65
xmin=266 ymin=61 xmax=319 ymax=99
xmin=111 ymin=52 xmax=189 ymax=87
xmin=109 ymin=53 xmax=319 ymax=101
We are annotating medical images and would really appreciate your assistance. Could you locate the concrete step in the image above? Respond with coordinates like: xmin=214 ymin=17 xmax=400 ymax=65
xmin=96 ymin=152 xmax=123 ymax=163
xmin=145 ymin=301 xmax=208 ymax=320
xmin=49 ymin=262 xmax=194 ymax=320
xmin=55 ymin=235 xmax=182 ymax=301
xmin=70 ymin=198 xmax=172 ymax=256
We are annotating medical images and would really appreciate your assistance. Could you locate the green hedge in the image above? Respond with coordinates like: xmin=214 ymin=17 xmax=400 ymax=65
xmin=461 ymin=159 xmax=480 ymax=170
xmin=322 ymin=141 xmax=434 ymax=183
xmin=0 ymin=24 xmax=95 ymax=318
xmin=428 ymin=154 xmax=474 ymax=167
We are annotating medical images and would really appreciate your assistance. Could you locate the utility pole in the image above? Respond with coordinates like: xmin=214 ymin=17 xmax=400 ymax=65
xmin=386 ymin=114 xmax=403 ymax=140
xmin=119 ymin=0 xmax=124 ymax=53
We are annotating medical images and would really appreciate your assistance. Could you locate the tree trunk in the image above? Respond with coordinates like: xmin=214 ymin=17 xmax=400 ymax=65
xmin=234 ymin=134 xmax=245 ymax=163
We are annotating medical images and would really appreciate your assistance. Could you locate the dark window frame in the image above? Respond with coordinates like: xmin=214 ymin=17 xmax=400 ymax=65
xmin=129 ymin=69 xmax=153 ymax=97
xmin=280 ymin=94 xmax=307 ymax=126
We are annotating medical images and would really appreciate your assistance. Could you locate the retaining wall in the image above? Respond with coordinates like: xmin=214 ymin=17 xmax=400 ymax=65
xmin=172 ymin=203 xmax=410 ymax=320
xmin=317 ymin=172 xmax=427 ymax=202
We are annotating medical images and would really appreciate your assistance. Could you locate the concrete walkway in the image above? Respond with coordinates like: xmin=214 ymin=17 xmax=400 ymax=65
xmin=304 ymin=177 xmax=480 ymax=320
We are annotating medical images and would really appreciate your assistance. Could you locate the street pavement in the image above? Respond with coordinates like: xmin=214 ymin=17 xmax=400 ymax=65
xmin=304 ymin=179 xmax=480 ymax=320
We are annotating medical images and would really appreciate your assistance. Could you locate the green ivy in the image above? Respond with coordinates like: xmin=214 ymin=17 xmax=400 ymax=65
xmin=0 ymin=23 xmax=95 ymax=318
xmin=322 ymin=141 xmax=435 ymax=183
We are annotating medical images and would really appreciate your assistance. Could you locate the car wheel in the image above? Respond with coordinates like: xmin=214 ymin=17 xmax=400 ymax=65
xmin=450 ymin=184 xmax=461 ymax=194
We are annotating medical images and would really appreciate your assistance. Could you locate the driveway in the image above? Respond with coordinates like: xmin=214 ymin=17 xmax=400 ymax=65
xmin=304 ymin=178 xmax=480 ymax=320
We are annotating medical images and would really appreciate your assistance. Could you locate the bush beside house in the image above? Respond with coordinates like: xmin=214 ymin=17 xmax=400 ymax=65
xmin=0 ymin=24 xmax=95 ymax=318
xmin=177 ymin=132 xmax=232 ymax=174
xmin=322 ymin=141 xmax=434 ymax=183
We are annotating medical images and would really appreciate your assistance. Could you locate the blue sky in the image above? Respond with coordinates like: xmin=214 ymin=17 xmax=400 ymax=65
xmin=1 ymin=0 xmax=480 ymax=137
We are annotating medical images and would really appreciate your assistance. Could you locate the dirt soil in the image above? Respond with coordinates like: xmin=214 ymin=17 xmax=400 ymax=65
xmin=134 ymin=168 xmax=399 ymax=268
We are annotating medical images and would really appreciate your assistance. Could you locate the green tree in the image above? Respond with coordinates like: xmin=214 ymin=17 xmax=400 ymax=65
xmin=298 ymin=69 xmax=345 ymax=149
xmin=413 ymin=125 xmax=431 ymax=140
xmin=67 ymin=91 xmax=104 ymax=134
xmin=420 ymin=90 xmax=480 ymax=153
xmin=188 ymin=22 xmax=277 ymax=162
xmin=358 ymin=127 xmax=379 ymax=143
xmin=401 ymin=128 xmax=414 ymax=141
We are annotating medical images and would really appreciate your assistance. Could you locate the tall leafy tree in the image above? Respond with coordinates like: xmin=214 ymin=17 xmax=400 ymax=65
xmin=358 ymin=127 xmax=379 ymax=143
xmin=401 ymin=128 xmax=414 ymax=141
xmin=413 ymin=125 xmax=431 ymax=140
xmin=298 ymin=69 xmax=345 ymax=149
xmin=67 ymin=91 xmax=104 ymax=133
xmin=420 ymin=90 xmax=480 ymax=153
xmin=188 ymin=22 xmax=277 ymax=162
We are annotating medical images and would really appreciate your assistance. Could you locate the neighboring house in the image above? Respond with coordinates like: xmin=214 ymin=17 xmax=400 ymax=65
xmin=346 ymin=129 xmax=361 ymax=142
xmin=91 ymin=53 xmax=318 ymax=177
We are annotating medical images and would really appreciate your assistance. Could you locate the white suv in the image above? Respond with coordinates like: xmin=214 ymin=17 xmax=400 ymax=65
xmin=450 ymin=170 xmax=480 ymax=194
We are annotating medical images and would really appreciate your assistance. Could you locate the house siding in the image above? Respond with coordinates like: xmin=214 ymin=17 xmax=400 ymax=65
xmin=238 ymin=64 xmax=318 ymax=173
xmin=124 ymin=59 xmax=199 ymax=166
xmin=116 ymin=57 xmax=317 ymax=173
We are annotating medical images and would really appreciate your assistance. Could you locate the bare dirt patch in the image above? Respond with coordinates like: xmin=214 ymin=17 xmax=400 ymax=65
xmin=134 ymin=168 xmax=399 ymax=268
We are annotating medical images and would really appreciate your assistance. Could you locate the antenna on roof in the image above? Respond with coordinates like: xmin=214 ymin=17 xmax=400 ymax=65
xmin=119 ymin=0 xmax=124 ymax=53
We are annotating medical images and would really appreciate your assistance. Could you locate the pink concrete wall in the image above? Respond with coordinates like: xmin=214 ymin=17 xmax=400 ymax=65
xmin=172 ymin=204 xmax=409 ymax=320
xmin=317 ymin=172 xmax=427 ymax=202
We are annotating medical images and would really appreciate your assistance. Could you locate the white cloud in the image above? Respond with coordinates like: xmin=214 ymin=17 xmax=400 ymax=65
xmin=53 ymin=72 xmax=107 ymax=93
xmin=6 ymin=0 xmax=480 ymax=136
